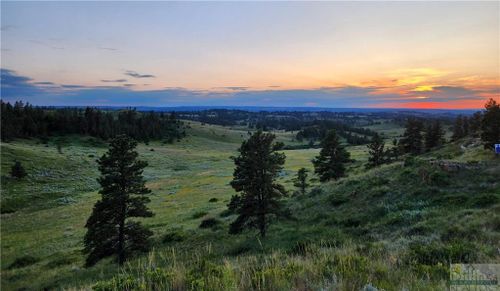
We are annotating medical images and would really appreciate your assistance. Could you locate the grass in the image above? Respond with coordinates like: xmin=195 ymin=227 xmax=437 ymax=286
xmin=1 ymin=121 xmax=499 ymax=290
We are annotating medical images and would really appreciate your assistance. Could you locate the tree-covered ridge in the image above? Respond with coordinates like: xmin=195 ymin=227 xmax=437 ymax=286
xmin=1 ymin=101 xmax=186 ymax=142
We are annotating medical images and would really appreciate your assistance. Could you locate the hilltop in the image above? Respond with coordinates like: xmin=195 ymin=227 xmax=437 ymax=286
xmin=1 ymin=120 xmax=498 ymax=290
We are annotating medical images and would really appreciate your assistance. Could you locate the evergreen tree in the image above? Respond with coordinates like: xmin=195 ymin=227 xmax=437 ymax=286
xmin=293 ymin=168 xmax=309 ymax=195
xmin=462 ymin=116 xmax=470 ymax=136
xmin=84 ymin=135 xmax=153 ymax=266
xmin=452 ymin=115 xmax=464 ymax=141
xmin=400 ymin=118 xmax=424 ymax=155
xmin=313 ymin=130 xmax=351 ymax=182
xmin=469 ymin=112 xmax=483 ymax=137
xmin=10 ymin=161 xmax=27 ymax=179
xmin=424 ymin=120 xmax=445 ymax=151
xmin=228 ymin=131 xmax=286 ymax=238
xmin=389 ymin=138 xmax=400 ymax=161
xmin=366 ymin=133 xmax=385 ymax=168
xmin=481 ymin=98 xmax=500 ymax=149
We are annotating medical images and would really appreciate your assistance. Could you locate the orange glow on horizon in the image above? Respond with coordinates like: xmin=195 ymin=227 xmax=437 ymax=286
xmin=373 ymin=97 xmax=499 ymax=109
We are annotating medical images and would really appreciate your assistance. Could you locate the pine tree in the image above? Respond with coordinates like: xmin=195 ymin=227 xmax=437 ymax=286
xmin=228 ymin=131 xmax=286 ymax=238
xmin=10 ymin=161 xmax=27 ymax=179
xmin=366 ymin=133 xmax=385 ymax=168
xmin=452 ymin=115 xmax=464 ymax=141
xmin=469 ymin=112 xmax=483 ymax=137
xmin=400 ymin=118 xmax=424 ymax=155
xmin=293 ymin=168 xmax=309 ymax=195
xmin=424 ymin=120 xmax=445 ymax=151
xmin=84 ymin=135 xmax=153 ymax=266
xmin=481 ymin=98 xmax=500 ymax=149
xmin=313 ymin=130 xmax=351 ymax=182
xmin=462 ymin=116 xmax=469 ymax=136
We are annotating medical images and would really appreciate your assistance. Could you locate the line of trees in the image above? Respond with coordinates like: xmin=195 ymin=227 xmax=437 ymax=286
xmin=397 ymin=98 xmax=499 ymax=156
xmin=1 ymin=101 xmax=185 ymax=142
xmin=296 ymin=120 xmax=376 ymax=145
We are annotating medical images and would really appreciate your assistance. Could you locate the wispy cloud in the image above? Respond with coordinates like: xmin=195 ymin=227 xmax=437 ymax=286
xmin=29 ymin=39 xmax=64 ymax=50
xmin=99 ymin=47 xmax=119 ymax=51
xmin=124 ymin=70 xmax=155 ymax=78
xmin=61 ymin=84 xmax=87 ymax=89
xmin=33 ymin=81 xmax=56 ymax=85
xmin=101 ymin=79 xmax=127 ymax=83
xmin=213 ymin=86 xmax=249 ymax=91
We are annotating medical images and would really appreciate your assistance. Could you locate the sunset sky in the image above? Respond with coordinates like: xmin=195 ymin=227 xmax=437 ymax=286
xmin=1 ymin=1 xmax=499 ymax=108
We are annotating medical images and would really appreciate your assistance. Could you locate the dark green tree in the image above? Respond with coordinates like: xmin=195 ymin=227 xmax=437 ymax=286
xmin=10 ymin=161 xmax=27 ymax=179
xmin=452 ymin=115 xmax=465 ymax=141
xmin=469 ymin=112 xmax=483 ymax=137
xmin=400 ymin=118 xmax=424 ymax=155
xmin=424 ymin=120 xmax=445 ymax=151
xmin=462 ymin=116 xmax=470 ymax=136
xmin=293 ymin=168 xmax=309 ymax=195
xmin=313 ymin=130 xmax=351 ymax=182
xmin=84 ymin=135 xmax=153 ymax=266
xmin=228 ymin=131 xmax=286 ymax=238
xmin=481 ymin=98 xmax=500 ymax=149
xmin=366 ymin=133 xmax=385 ymax=168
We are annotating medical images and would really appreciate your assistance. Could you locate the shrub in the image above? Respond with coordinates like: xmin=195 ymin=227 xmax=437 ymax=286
xmin=309 ymin=187 xmax=323 ymax=196
xmin=219 ymin=209 xmax=233 ymax=217
xmin=8 ymin=255 xmax=39 ymax=269
xmin=45 ymin=257 xmax=75 ymax=269
xmin=191 ymin=211 xmax=208 ymax=219
xmin=208 ymin=198 xmax=218 ymax=203
xmin=403 ymin=156 xmax=416 ymax=167
xmin=226 ymin=243 xmax=253 ymax=256
xmin=470 ymin=193 xmax=498 ymax=208
xmin=199 ymin=218 xmax=220 ymax=229
xmin=162 ymin=229 xmax=186 ymax=244
xmin=428 ymin=170 xmax=450 ymax=186
xmin=10 ymin=161 xmax=27 ymax=179
xmin=330 ymin=195 xmax=349 ymax=206
xmin=406 ymin=241 xmax=478 ymax=266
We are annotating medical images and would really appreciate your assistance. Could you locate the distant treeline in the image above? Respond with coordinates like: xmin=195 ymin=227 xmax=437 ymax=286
xmin=1 ymin=101 xmax=185 ymax=142
xmin=176 ymin=109 xmax=382 ymax=129
xmin=177 ymin=109 xmax=385 ymax=145
xmin=296 ymin=120 xmax=377 ymax=145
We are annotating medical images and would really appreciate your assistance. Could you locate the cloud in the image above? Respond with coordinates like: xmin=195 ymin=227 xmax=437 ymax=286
xmin=29 ymin=39 xmax=64 ymax=50
xmin=0 ymin=69 xmax=44 ymax=97
xmin=61 ymin=84 xmax=87 ymax=89
xmin=1 ymin=69 xmax=495 ymax=108
xmin=99 ymin=47 xmax=118 ymax=51
xmin=213 ymin=86 xmax=249 ymax=91
xmin=101 ymin=79 xmax=127 ymax=83
xmin=124 ymin=70 xmax=155 ymax=78
xmin=33 ymin=81 xmax=56 ymax=85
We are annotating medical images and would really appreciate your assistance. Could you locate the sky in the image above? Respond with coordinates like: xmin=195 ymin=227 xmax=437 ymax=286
xmin=1 ymin=1 xmax=499 ymax=109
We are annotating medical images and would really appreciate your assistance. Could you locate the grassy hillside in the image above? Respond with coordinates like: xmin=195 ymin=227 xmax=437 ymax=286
xmin=1 ymin=122 xmax=499 ymax=290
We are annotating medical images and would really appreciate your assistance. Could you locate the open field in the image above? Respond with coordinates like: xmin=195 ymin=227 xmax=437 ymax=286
xmin=1 ymin=121 xmax=499 ymax=290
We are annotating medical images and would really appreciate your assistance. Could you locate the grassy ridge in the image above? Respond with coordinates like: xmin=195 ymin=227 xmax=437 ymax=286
xmin=1 ymin=121 xmax=499 ymax=290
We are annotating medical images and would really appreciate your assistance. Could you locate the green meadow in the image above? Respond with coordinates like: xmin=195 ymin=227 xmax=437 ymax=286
xmin=1 ymin=121 xmax=499 ymax=290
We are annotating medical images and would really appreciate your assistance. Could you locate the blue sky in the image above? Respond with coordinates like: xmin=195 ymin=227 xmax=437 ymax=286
xmin=1 ymin=1 xmax=499 ymax=108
